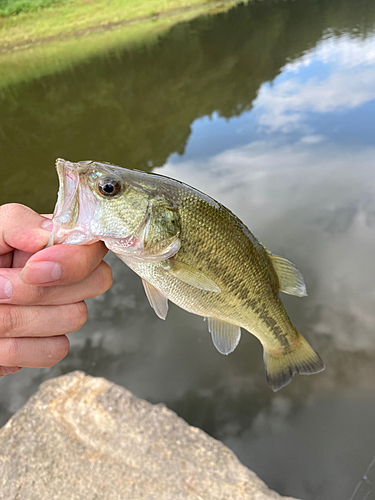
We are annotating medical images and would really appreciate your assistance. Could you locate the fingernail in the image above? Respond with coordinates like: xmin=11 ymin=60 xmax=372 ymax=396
xmin=21 ymin=262 xmax=63 ymax=284
xmin=41 ymin=219 xmax=53 ymax=231
xmin=0 ymin=276 xmax=13 ymax=300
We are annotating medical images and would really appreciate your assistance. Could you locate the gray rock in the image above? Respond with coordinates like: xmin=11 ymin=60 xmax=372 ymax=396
xmin=0 ymin=371 xmax=298 ymax=500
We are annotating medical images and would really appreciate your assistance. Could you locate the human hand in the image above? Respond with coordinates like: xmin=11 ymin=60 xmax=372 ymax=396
xmin=0 ymin=204 xmax=113 ymax=378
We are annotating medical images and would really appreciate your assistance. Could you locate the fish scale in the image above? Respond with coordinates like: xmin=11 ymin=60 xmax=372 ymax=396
xmin=50 ymin=158 xmax=325 ymax=391
xmin=127 ymin=187 xmax=290 ymax=342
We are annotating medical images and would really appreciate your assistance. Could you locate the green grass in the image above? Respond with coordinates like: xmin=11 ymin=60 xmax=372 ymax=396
xmin=0 ymin=0 xmax=241 ymax=90
xmin=0 ymin=0 xmax=64 ymax=17
xmin=0 ymin=0 xmax=238 ymax=50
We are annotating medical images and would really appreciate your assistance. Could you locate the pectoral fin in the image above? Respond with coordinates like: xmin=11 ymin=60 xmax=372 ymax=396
xmin=268 ymin=253 xmax=307 ymax=297
xmin=207 ymin=318 xmax=241 ymax=355
xmin=164 ymin=260 xmax=221 ymax=292
xmin=142 ymin=279 xmax=168 ymax=320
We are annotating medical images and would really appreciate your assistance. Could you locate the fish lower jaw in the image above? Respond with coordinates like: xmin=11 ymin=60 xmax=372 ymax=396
xmin=51 ymin=225 xmax=99 ymax=246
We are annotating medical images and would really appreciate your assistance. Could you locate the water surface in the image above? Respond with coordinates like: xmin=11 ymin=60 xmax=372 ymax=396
xmin=1 ymin=1 xmax=375 ymax=499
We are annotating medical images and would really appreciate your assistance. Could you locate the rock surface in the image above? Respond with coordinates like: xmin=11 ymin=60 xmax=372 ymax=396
xmin=0 ymin=371 xmax=298 ymax=500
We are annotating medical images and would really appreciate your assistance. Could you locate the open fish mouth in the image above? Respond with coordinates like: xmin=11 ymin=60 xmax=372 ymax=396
xmin=48 ymin=159 xmax=99 ymax=247
xmin=49 ymin=158 xmax=154 ymax=250
xmin=53 ymin=158 xmax=81 ymax=229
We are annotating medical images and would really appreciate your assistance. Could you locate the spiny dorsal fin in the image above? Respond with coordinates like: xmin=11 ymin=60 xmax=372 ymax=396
xmin=207 ymin=318 xmax=241 ymax=355
xmin=268 ymin=253 xmax=307 ymax=297
xmin=163 ymin=260 xmax=221 ymax=293
xmin=142 ymin=279 xmax=168 ymax=320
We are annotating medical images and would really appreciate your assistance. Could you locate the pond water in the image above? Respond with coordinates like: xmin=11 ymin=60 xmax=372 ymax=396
xmin=1 ymin=1 xmax=375 ymax=498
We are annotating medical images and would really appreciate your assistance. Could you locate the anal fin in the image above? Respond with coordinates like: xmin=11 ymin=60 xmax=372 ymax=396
xmin=142 ymin=279 xmax=168 ymax=320
xmin=207 ymin=318 xmax=241 ymax=355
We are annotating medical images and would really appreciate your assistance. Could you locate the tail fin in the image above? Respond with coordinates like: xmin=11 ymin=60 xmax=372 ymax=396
xmin=264 ymin=334 xmax=325 ymax=392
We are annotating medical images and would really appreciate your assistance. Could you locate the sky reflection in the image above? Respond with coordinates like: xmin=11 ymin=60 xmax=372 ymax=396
xmin=257 ymin=34 xmax=375 ymax=136
xmin=169 ymin=33 xmax=375 ymax=163
xmin=155 ymin=30 xmax=375 ymax=499
xmin=161 ymin=139 xmax=375 ymax=353
xmin=1 ymin=4 xmax=375 ymax=499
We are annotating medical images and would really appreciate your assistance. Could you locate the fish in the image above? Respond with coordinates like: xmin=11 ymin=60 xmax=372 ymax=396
xmin=49 ymin=158 xmax=325 ymax=391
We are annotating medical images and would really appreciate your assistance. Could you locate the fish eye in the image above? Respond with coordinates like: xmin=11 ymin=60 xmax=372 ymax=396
xmin=97 ymin=177 xmax=122 ymax=198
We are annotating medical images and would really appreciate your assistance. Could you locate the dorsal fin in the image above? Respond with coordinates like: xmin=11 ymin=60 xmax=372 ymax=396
xmin=268 ymin=253 xmax=307 ymax=297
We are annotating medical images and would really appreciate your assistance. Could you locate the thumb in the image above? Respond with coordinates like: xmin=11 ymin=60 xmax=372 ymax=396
xmin=0 ymin=204 xmax=52 ymax=256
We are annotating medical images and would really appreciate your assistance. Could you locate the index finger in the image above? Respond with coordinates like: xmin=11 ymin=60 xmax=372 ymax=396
xmin=0 ymin=204 xmax=51 ymax=255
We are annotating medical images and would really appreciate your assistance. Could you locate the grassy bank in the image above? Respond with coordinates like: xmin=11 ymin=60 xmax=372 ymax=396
xmin=0 ymin=0 xmax=241 ymax=50
xmin=0 ymin=0 xmax=64 ymax=17
xmin=0 ymin=0 xmax=242 ymax=90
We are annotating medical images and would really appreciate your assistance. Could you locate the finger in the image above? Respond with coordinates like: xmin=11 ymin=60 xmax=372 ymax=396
xmin=20 ymin=241 xmax=108 ymax=286
xmin=0 ymin=336 xmax=69 ymax=368
xmin=0 ymin=261 xmax=112 ymax=306
xmin=0 ymin=204 xmax=52 ymax=255
xmin=0 ymin=253 xmax=12 ymax=269
xmin=12 ymin=250 xmax=34 ymax=269
xmin=0 ymin=366 xmax=22 ymax=377
xmin=0 ymin=302 xmax=88 ymax=337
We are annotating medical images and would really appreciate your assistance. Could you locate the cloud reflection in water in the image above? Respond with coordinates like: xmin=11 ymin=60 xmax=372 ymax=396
xmin=152 ymin=32 xmax=375 ymax=499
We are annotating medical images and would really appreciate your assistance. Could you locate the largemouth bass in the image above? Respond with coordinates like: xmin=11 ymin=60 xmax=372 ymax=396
xmin=50 ymin=158 xmax=325 ymax=391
